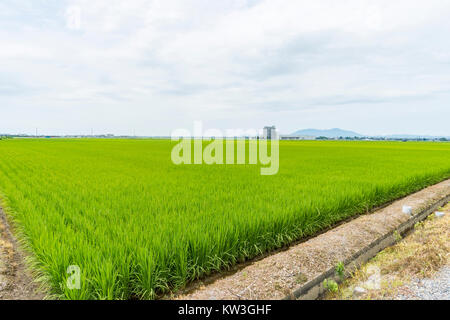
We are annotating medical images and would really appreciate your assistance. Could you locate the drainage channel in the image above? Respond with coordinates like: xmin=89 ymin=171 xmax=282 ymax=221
xmin=289 ymin=195 xmax=450 ymax=300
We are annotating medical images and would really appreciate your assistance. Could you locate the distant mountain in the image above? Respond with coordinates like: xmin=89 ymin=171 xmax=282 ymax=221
xmin=291 ymin=128 xmax=363 ymax=138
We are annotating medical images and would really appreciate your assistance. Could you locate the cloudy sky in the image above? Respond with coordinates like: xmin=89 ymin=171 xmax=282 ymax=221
xmin=1 ymin=0 xmax=450 ymax=136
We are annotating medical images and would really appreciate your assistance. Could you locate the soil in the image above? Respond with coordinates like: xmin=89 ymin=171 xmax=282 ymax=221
xmin=0 ymin=207 xmax=45 ymax=300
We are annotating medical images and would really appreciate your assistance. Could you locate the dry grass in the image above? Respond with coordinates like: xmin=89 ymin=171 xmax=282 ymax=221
xmin=325 ymin=203 xmax=449 ymax=300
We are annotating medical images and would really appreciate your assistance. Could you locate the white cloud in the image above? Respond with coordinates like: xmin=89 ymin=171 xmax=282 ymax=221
xmin=1 ymin=0 xmax=450 ymax=136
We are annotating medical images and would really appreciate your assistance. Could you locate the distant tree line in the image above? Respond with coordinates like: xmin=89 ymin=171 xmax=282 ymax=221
xmin=315 ymin=136 xmax=449 ymax=142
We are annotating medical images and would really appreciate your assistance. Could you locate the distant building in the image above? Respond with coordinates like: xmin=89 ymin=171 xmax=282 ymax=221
xmin=263 ymin=126 xmax=277 ymax=140
xmin=280 ymin=135 xmax=315 ymax=140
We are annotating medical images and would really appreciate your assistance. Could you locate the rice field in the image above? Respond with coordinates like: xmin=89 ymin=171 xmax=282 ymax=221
xmin=0 ymin=139 xmax=449 ymax=299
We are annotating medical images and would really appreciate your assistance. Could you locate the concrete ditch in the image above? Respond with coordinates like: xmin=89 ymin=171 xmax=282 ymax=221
xmin=290 ymin=193 xmax=450 ymax=300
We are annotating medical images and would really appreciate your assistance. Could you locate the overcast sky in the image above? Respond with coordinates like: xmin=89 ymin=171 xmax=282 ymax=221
xmin=1 ymin=0 xmax=450 ymax=136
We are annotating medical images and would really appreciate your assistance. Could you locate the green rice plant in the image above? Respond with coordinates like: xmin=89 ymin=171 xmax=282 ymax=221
xmin=0 ymin=139 xmax=449 ymax=299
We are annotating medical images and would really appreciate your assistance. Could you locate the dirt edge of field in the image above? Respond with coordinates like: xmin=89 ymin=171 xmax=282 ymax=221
xmin=175 ymin=179 xmax=450 ymax=300
xmin=0 ymin=206 xmax=46 ymax=300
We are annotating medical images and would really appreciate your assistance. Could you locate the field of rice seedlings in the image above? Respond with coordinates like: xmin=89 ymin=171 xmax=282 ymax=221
xmin=0 ymin=139 xmax=449 ymax=299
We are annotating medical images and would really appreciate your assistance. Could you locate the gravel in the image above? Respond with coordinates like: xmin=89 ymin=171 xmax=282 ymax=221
xmin=396 ymin=265 xmax=450 ymax=300
xmin=353 ymin=287 xmax=367 ymax=297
